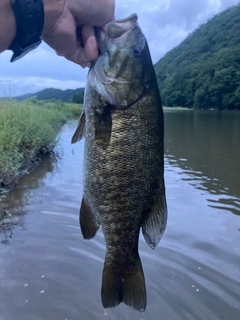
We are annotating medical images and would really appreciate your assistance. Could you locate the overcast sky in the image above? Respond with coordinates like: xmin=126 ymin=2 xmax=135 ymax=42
xmin=0 ymin=0 xmax=239 ymax=97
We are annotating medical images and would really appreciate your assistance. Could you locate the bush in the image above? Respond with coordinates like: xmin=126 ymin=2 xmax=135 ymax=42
xmin=65 ymin=103 xmax=83 ymax=117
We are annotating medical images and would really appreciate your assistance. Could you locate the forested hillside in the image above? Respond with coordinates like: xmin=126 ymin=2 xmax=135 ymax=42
xmin=155 ymin=4 xmax=240 ymax=110
xmin=15 ymin=88 xmax=84 ymax=103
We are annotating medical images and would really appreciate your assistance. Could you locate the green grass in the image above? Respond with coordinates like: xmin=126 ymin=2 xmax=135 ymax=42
xmin=0 ymin=98 xmax=82 ymax=192
xmin=65 ymin=102 xmax=83 ymax=117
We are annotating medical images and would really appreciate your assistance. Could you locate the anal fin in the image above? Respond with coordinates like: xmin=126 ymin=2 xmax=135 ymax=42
xmin=142 ymin=193 xmax=168 ymax=249
xmin=79 ymin=196 xmax=99 ymax=239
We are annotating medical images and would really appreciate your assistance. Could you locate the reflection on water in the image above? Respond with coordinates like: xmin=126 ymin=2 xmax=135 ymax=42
xmin=0 ymin=117 xmax=239 ymax=320
xmin=164 ymin=111 xmax=240 ymax=216
xmin=0 ymin=153 xmax=60 ymax=244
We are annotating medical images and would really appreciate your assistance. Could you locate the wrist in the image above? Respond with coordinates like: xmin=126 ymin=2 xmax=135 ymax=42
xmin=0 ymin=0 xmax=16 ymax=52
xmin=41 ymin=0 xmax=65 ymax=37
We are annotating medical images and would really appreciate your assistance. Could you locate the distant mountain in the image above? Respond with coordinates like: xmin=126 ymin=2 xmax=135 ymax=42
xmin=15 ymin=88 xmax=84 ymax=103
xmin=14 ymin=93 xmax=34 ymax=101
xmin=155 ymin=4 xmax=240 ymax=110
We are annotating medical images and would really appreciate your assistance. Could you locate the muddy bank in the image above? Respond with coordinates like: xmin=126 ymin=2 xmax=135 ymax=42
xmin=0 ymin=148 xmax=60 ymax=245
xmin=0 ymin=149 xmax=54 ymax=238
xmin=0 ymin=148 xmax=54 ymax=198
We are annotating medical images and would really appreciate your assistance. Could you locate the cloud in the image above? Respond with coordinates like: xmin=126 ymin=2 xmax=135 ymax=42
xmin=0 ymin=43 xmax=88 ymax=96
xmin=1 ymin=43 xmax=88 ymax=81
xmin=0 ymin=76 xmax=85 ymax=97
xmin=0 ymin=0 xmax=239 ymax=96
xmin=219 ymin=0 xmax=240 ymax=11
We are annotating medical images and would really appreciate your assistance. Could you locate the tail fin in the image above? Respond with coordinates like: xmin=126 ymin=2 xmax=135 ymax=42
xmin=101 ymin=255 xmax=146 ymax=312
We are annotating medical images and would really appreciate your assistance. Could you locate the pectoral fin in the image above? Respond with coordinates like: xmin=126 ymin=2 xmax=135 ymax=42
xmin=79 ymin=196 xmax=100 ymax=239
xmin=142 ymin=193 xmax=167 ymax=249
xmin=94 ymin=105 xmax=112 ymax=148
xmin=71 ymin=110 xmax=85 ymax=144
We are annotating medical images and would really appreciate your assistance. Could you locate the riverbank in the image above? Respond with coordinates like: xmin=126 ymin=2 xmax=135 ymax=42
xmin=163 ymin=106 xmax=192 ymax=111
xmin=0 ymin=99 xmax=82 ymax=196
xmin=0 ymin=101 xmax=189 ymax=198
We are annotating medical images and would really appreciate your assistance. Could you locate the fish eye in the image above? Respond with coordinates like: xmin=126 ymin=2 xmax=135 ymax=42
xmin=132 ymin=46 xmax=142 ymax=57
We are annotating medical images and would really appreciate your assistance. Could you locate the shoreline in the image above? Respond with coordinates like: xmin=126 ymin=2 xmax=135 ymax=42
xmin=0 ymin=99 xmax=82 ymax=200
xmin=0 ymin=147 xmax=55 ymax=196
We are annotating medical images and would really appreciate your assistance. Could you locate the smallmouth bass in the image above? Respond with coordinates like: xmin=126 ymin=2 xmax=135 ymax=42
xmin=72 ymin=14 xmax=167 ymax=312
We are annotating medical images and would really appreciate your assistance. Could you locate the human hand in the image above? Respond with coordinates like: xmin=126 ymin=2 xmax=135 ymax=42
xmin=0 ymin=0 xmax=16 ymax=53
xmin=42 ymin=0 xmax=115 ymax=67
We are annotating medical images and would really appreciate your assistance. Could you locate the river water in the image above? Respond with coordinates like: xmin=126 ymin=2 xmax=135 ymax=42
xmin=0 ymin=111 xmax=239 ymax=320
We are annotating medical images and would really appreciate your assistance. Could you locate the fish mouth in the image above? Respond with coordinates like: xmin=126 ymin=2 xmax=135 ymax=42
xmin=113 ymin=14 xmax=138 ymax=24
xmin=105 ymin=14 xmax=138 ymax=39
xmin=90 ymin=14 xmax=140 ymax=79
xmin=94 ymin=13 xmax=138 ymax=56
